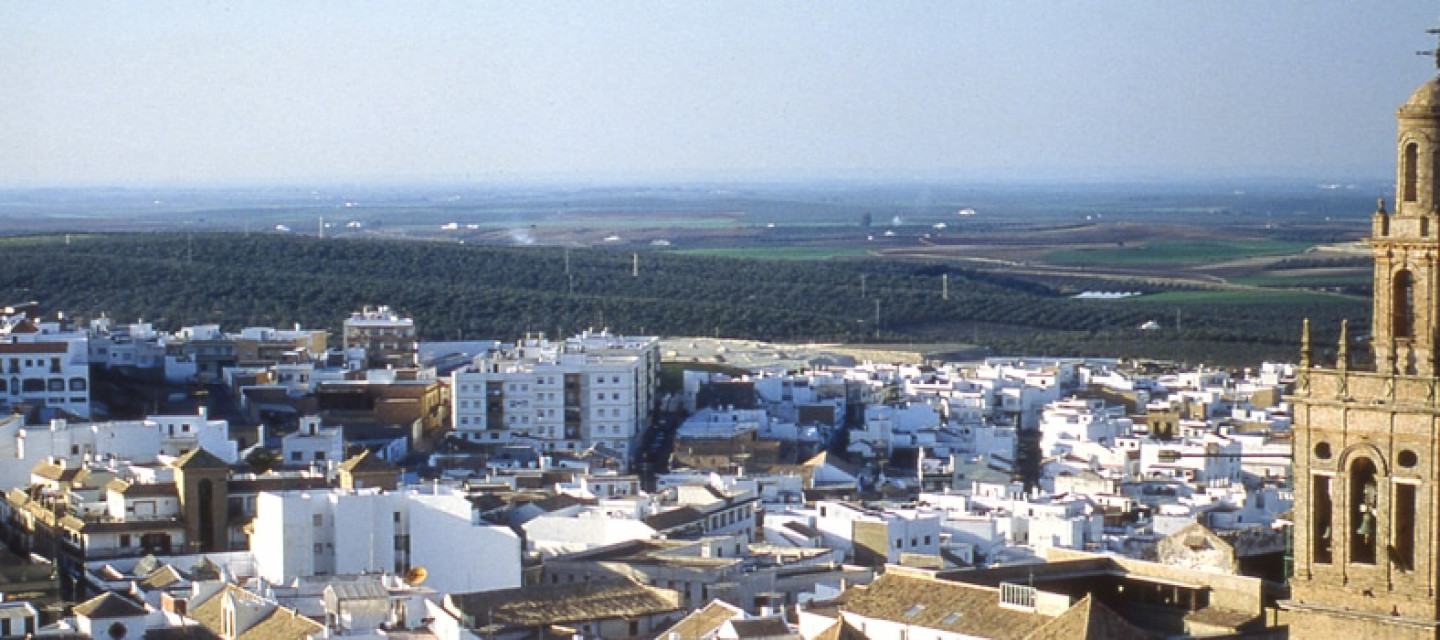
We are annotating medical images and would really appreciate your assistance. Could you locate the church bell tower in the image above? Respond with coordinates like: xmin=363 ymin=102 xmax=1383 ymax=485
xmin=1283 ymin=51 xmax=1440 ymax=639
xmin=1372 ymin=74 xmax=1440 ymax=376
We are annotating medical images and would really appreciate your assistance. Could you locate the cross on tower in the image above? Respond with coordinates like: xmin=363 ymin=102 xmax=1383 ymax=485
xmin=1417 ymin=25 xmax=1440 ymax=73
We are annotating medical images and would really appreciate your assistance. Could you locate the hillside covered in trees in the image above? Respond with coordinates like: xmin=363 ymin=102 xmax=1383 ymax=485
xmin=0 ymin=233 xmax=1365 ymax=367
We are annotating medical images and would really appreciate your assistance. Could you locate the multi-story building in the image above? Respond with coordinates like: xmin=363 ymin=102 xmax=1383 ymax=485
xmin=164 ymin=324 xmax=237 ymax=383
xmin=250 ymin=484 xmax=522 ymax=596
xmin=0 ymin=340 xmax=90 ymax=420
xmin=450 ymin=330 xmax=659 ymax=458
xmin=343 ymin=305 xmax=416 ymax=370
xmin=235 ymin=325 xmax=328 ymax=368
xmin=281 ymin=416 xmax=344 ymax=466
xmin=86 ymin=317 xmax=167 ymax=371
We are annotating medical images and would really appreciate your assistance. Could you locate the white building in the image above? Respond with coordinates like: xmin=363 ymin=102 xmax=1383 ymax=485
xmin=804 ymin=500 xmax=943 ymax=564
xmin=522 ymin=498 xmax=658 ymax=557
xmin=0 ymin=340 xmax=91 ymax=419
xmin=0 ymin=410 xmax=235 ymax=492
xmin=1038 ymin=398 xmax=1134 ymax=457
xmin=281 ymin=416 xmax=344 ymax=466
xmin=251 ymin=484 xmax=522 ymax=596
xmin=87 ymin=317 xmax=167 ymax=370
xmin=450 ymin=330 xmax=659 ymax=457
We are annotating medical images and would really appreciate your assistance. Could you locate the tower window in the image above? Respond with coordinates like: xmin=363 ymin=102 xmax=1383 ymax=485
xmin=1405 ymin=142 xmax=1419 ymax=202
xmin=1350 ymin=457 xmax=1378 ymax=565
xmin=1394 ymin=482 xmax=1416 ymax=571
xmin=1394 ymin=270 xmax=1415 ymax=339
xmin=1314 ymin=474 xmax=1332 ymax=564
xmin=1398 ymin=450 xmax=1418 ymax=468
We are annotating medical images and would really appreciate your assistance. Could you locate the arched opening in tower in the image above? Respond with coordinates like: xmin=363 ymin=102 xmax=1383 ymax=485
xmin=198 ymin=479 xmax=215 ymax=552
xmin=1404 ymin=142 xmax=1419 ymax=202
xmin=1350 ymin=457 xmax=1378 ymax=565
xmin=1313 ymin=474 xmax=1332 ymax=564
xmin=1393 ymin=270 xmax=1414 ymax=340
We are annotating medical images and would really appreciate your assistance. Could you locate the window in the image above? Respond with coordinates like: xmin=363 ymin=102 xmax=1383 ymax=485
xmin=1395 ymin=483 xmax=1416 ymax=571
xmin=1405 ymin=142 xmax=1419 ymax=202
xmin=1394 ymin=270 xmax=1415 ymax=339
xmin=313 ymin=513 xmax=324 ymax=526
xmin=292 ymin=451 xmax=303 ymax=462
xmin=120 ymin=534 xmax=131 ymax=548
xmin=314 ymin=451 xmax=326 ymax=461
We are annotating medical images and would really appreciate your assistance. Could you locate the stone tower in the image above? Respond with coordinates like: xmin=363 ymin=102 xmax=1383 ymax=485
xmin=1373 ymin=77 xmax=1440 ymax=376
xmin=172 ymin=447 xmax=231 ymax=553
xmin=1283 ymin=76 xmax=1440 ymax=639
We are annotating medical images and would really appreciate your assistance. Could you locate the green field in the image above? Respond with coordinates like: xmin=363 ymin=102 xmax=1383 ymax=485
xmin=1227 ymin=274 xmax=1371 ymax=288
xmin=1132 ymin=289 xmax=1348 ymax=305
xmin=1043 ymin=240 xmax=1313 ymax=266
xmin=670 ymin=247 xmax=872 ymax=260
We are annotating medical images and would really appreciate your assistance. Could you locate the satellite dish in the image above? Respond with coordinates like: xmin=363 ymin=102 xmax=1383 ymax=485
xmin=404 ymin=566 xmax=428 ymax=586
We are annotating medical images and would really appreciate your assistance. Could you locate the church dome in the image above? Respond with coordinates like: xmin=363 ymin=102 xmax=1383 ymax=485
xmin=1401 ymin=77 xmax=1440 ymax=112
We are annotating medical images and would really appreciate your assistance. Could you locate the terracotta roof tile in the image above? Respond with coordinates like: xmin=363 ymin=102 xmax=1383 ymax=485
xmin=842 ymin=573 xmax=1048 ymax=640
xmin=73 ymin=591 xmax=147 ymax=619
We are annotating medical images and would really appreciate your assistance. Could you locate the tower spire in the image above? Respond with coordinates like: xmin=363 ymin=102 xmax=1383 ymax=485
xmin=1300 ymin=318 xmax=1311 ymax=369
xmin=1337 ymin=318 xmax=1349 ymax=372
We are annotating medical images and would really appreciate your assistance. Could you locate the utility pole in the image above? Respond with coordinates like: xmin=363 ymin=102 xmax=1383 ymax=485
xmin=874 ymin=299 xmax=881 ymax=340
xmin=632 ymin=253 xmax=638 ymax=277
xmin=860 ymin=274 xmax=867 ymax=299
xmin=942 ymin=274 xmax=949 ymax=300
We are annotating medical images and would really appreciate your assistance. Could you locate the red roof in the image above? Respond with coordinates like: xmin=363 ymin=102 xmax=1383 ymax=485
xmin=0 ymin=342 xmax=68 ymax=354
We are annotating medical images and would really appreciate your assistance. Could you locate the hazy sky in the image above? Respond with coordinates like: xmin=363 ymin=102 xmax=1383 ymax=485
xmin=2 ymin=2 xmax=1436 ymax=186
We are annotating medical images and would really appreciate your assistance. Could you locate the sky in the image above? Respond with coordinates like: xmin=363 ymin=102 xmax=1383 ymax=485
xmin=1 ymin=2 xmax=1437 ymax=187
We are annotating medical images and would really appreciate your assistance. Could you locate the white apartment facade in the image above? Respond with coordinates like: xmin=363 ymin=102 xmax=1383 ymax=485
xmin=0 ymin=341 xmax=90 ymax=419
xmin=450 ymin=331 xmax=659 ymax=457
